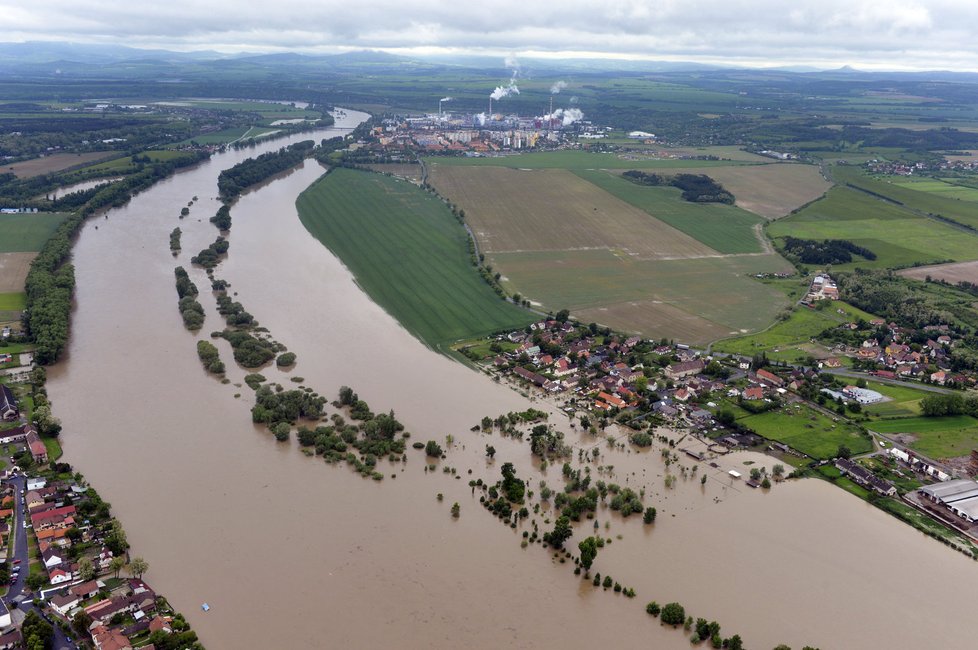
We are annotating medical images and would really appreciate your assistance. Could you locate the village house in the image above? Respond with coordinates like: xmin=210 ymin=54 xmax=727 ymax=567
xmin=26 ymin=428 xmax=48 ymax=464
xmin=148 ymin=615 xmax=172 ymax=634
xmin=50 ymin=592 xmax=81 ymax=616
xmin=0 ymin=424 xmax=32 ymax=445
xmin=41 ymin=546 xmax=67 ymax=569
xmin=49 ymin=567 xmax=73 ymax=585
xmin=70 ymin=579 xmax=103 ymax=600
xmin=755 ymin=368 xmax=784 ymax=388
xmin=91 ymin=625 xmax=132 ymax=650
xmin=0 ymin=630 xmax=21 ymax=650
xmin=552 ymin=358 xmax=575 ymax=377
xmin=743 ymin=386 xmax=764 ymax=401
xmin=31 ymin=504 xmax=76 ymax=531
xmin=86 ymin=595 xmax=136 ymax=626
xmin=665 ymin=359 xmax=704 ymax=380
xmin=0 ymin=385 xmax=18 ymax=421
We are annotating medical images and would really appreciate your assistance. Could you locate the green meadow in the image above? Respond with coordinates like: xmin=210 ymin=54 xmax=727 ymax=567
xmin=574 ymin=169 xmax=764 ymax=254
xmin=296 ymin=168 xmax=533 ymax=349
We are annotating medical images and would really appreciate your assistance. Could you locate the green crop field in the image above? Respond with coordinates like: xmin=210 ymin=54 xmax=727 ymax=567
xmin=713 ymin=300 xmax=875 ymax=362
xmin=426 ymin=150 xmax=746 ymax=171
xmin=0 ymin=293 xmax=26 ymax=311
xmin=862 ymin=381 xmax=930 ymax=418
xmin=768 ymin=185 xmax=978 ymax=269
xmin=429 ymin=165 xmax=716 ymax=258
xmin=177 ymin=126 xmax=282 ymax=146
xmin=870 ymin=415 xmax=978 ymax=459
xmin=492 ymin=249 xmax=791 ymax=344
xmin=573 ymin=169 xmax=764 ymax=254
xmin=83 ymin=149 xmax=194 ymax=173
xmin=835 ymin=165 xmax=978 ymax=230
xmin=296 ymin=168 xmax=533 ymax=348
xmin=738 ymin=404 xmax=873 ymax=459
xmin=890 ymin=178 xmax=978 ymax=202
xmin=0 ymin=212 xmax=71 ymax=252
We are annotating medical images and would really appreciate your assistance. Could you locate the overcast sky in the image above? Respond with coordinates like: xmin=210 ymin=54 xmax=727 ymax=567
xmin=2 ymin=0 xmax=977 ymax=71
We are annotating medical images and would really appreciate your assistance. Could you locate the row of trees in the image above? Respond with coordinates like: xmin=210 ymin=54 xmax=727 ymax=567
xmin=220 ymin=329 xmax=279 ymax=367
xmin=920 ymin=392 xmax=978 ymax=417
xmin=23 ymin=152 xmax=209 ymax=364
xmin=216 ymin=140 xmax=315 ymax=200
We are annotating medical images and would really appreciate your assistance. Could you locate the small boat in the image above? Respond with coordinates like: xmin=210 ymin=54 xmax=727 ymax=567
xmin=201 ymin=603 xmax=210 ymax=612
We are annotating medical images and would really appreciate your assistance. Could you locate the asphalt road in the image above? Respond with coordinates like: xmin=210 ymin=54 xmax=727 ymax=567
xmin=4 ymin=474 xmax=75 ymax=649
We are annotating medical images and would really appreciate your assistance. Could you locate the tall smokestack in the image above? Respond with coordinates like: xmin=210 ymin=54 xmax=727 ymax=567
xmin=489 ymin=96 xmax=493 ymax=116
xmin=549 ymin=96 xmax=554 ymax=130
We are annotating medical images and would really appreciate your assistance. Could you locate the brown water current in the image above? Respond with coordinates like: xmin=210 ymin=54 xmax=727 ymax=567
xmin=47 ymin=109 xmax=978 ymax=649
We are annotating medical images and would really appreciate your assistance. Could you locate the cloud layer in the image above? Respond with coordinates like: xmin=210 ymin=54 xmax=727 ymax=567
xmin=2 ymin=0 xmax=976 ymax=70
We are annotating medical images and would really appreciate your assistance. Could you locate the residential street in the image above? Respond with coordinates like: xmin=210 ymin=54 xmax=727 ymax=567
xmin=4 ymin=474 xmax=75 ymax=649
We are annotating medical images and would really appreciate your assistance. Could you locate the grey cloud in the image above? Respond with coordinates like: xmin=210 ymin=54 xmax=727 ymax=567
xmin=2 ymin=0 xmax=977 ymax=70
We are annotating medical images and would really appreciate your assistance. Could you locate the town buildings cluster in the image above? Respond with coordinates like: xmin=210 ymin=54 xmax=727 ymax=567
xmin=366 ymin=111 xmax=605 ymax=156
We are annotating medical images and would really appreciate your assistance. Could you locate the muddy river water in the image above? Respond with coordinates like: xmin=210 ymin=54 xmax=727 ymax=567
xmin=47 ymin=110 xmax=978 ymax=649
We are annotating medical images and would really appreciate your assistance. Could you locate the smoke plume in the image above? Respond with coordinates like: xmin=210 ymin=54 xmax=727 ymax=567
xmin=542 ymin=108 xmax=585 ymax=126
xmin=491 ymin=56 xmax=521 ymax=101
xmin=550 ymin=80 xmax=568 ymax=94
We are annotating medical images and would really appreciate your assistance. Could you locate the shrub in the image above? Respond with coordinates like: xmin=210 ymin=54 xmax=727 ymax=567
xmin=661 ymin=602 xmax=686 ymax=626
xmin=276 ymin=352 xmax=297 ymax=367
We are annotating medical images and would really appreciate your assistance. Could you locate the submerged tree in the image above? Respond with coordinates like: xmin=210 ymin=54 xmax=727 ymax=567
xmin=578 ymin=536 xmax=598 ymax=571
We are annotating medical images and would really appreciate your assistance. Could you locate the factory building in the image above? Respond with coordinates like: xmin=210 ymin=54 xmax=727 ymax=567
xmin=918 ymin=479 xmax=978 ymax=522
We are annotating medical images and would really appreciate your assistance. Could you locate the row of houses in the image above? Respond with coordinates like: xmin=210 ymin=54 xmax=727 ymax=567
xmin=47 ymin=577 xmax=174 ymax=650
xmin=834 ymin=458 xmax=897 ymax=496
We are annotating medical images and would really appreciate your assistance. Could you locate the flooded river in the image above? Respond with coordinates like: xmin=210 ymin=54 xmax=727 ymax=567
xmin=47 ymin=109 xmax=978 ymax=649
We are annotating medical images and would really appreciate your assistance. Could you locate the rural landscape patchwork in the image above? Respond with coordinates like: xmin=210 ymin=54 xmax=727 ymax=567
xmin=3 ymin=4 xmax=978 ymax=649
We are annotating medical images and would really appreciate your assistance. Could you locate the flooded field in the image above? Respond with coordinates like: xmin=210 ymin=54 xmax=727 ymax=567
xmin=46 ymin=109 xmax=978 ymax=650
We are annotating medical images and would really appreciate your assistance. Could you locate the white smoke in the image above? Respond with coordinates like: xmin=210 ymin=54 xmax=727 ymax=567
xmin=569 ymin=96 xmax=579 ymax=104
xmin=440 ymin=97 xmax=453 ymax=102
xmin=491 ymin=57 xmax=521 ymax=101
xmin=490 ymin=81 xmax=520 ymax=100
xmin=550 ymin=80 xmax=568 ymax=94
xmin=542 ymin=108 xmax=585 ymax=126
xmin=475 ymin=112 xmax=487 ymax=126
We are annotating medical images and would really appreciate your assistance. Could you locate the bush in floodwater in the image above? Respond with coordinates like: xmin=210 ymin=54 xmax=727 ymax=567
xmin=272 ymin=422 xmax=290 ymax=441
xmin=646 ymin=601 xmax=661 ymax=617
xmin=630 ymin=431 xmax=653 ymax=447
xmin=660 ymin=602 xmax=685 ymax=626
xmin=425 ymin=440 xmax=443 ymax=457
xmin=602 ymin=576 xmax=612 ymax=589
xmin=412 ymin=442 xmax=425 ymax=449
xmin=276 ymin=352 xmax=297 ymax=367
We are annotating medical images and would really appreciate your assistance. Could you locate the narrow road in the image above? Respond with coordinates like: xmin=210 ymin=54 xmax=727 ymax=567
xmin=5 ymin=474 xmax=75 ymax=649
xmin=821 ymin=368 xmax=955 ymax=394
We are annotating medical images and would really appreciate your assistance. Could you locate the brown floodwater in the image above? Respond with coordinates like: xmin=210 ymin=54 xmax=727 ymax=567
xmin=47 ymin=109 xmax=978 ymax=650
